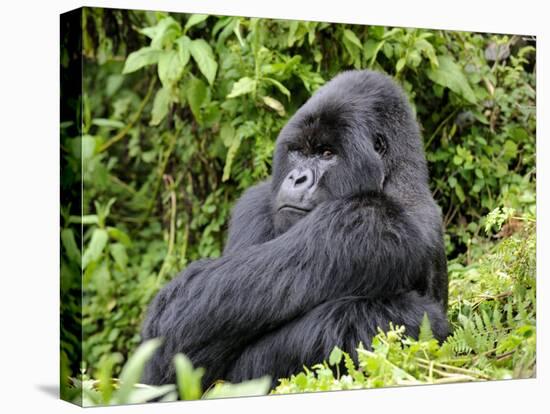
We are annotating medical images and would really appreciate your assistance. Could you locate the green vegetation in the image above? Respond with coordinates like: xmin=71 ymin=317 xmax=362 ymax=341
xmin=62 ymin=339 xmax=271 ymax=405
xmin=60 ymin=8 xmax=536 ymax=405
xmin=273 ymin=213 xmax=535 ymax=393
xmin=62 ymin=212 xmax=535 ymax=405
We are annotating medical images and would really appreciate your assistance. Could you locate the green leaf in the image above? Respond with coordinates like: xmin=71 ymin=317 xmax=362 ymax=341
xmin=369 ymin=25 xmax=385 ymax=39
xmin=263 ymin=77 xmax=291 ymax=99
xmin=426 ymin=55 xmax=476 ymax=104
xmin=91 ymin=118 xmax=125 ymax=129
xmin=343 ymin=29 xmax=363 ymax=49
xmin=150 ymin=87 xmax=171 ymax=126
xmin=233 ymin=19 xmax=245 ymax=47
xmin=174 ymin=354 xmax=204 ymax=400
xmin=93 ymin=259 xmax=111 ymax=296
xmin=158 ymin=50 xmax=184 ymax=88
xmin=382 ymin=42 xmax=394 ymax=59
xmin=150 ymin=17 xmax=181 ymax=49
xmin=419 ymin=313 xmax=434 ymax=342
xmin=227 ymin=76 xmax=256 ymax=98
xmin=342 ymin=33 xmax=362 ymax=68
xmin=503 ymin=140 xmax=518 ymax=160
xmin=61 ymin=228 xmax=81 ymax=265
xmin=415 ymin=38 xmax=438 ymax=67
xmin=328 ymin=346 xmax=343 ymax=366
xmin=109 ymin=243 xmax=128 ymax=269
xmin=81 ymin=135 xmax=96 ymax=162
xmin=107 ymin=328 xmax=120 ymax=342
xmin=184 ymin=14 xmax=209 ymax=33
xmin=287 ymin=21 xmax=300 ymax=47
xmin=189 ymin=39 xmax=218 ymax=85
xmin=212 ymin=16 xmax=233 ymax=37
xmin=82 ymin=228 xmax=108 ymax=269
xmin=383 ymin=27 xmax=403 ymax=39
xmin=185 ymin=77 xmax=208 ymax=123
xmin=175 ymin=35 xmax=191 ymax=68
xmin=122 ymin=47 xmax=162 ymax=74
xmin=106 ymin=227 xmax=132 ymax=247
xmin=455 ymin=182 xmax=466 ymax=203
xmin=159 ymin=390 xmax=178 ymax=402
xmin=97 ymin=354 xmax=120 ymax=404
xmin=448 ymin=176 xmax=457 ymax=188
xmin=364 ymin=39 xmax=383 ymax=61
xmin=139 ymin=26 xmax=158 ymax=40
xmin=219 ymin=123 xmax=236 ymax=147
xmin=203 ymin=376 xmax=271 ymax=399
xmin=216 ymin=17 xmax=239 ymax=46
xmin=293 ymin=372 xmax=308 ymax=389
xmin=75 ymin=214 xmax=99 ymax=225
xmin=261 ymin=96 xmax=286 ymax=116
xmin=396 ymin=57 xmax=406 ymax=73
xmin=126 ymin=385 xmax=176 ymax=404
xmin=508 ymin=126 xmax=528 ymax=141
xmin=222 ymin=135 xmax=242 ymax=182
xmin=202 ymin=104 xmax=221 ymax=127
xmin=113 ymin=339 xmax=162 ymax=404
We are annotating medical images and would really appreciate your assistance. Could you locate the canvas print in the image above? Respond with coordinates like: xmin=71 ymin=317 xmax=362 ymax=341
xmin=60 ymin=7 xmax=536 ymax=406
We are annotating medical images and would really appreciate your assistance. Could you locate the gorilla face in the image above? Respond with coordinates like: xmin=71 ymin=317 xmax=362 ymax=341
xmin=272 ymin=83 xmax=391 ymax=235
xmin=273 ymin=145 xmax=337 ymax=234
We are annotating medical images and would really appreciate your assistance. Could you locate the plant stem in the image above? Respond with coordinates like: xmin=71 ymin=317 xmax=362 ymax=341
xmin=156 ymin=174 xmax=177 ymax=286
xmin=99 ymin=77 xmax=156 ymax=153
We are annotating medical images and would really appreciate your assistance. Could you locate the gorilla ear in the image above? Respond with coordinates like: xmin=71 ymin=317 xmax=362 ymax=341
xmin=373 ymin=133 xmax=388 ymax=156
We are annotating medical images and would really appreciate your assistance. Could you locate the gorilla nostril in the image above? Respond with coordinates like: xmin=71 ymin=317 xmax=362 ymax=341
xmin=295 ymin=175 xmax=307 ymax=185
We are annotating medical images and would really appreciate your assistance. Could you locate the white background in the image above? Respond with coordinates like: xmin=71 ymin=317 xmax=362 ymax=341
xmin=0 ymin=0 xmax=548 ymax=412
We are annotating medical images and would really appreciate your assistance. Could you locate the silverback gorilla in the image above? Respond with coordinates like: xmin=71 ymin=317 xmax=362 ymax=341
xmin=141 ymin=70 xmax=449 ymax=388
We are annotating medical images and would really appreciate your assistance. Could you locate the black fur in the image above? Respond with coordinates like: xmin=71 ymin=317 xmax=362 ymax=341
xmin=141 ymin=70 xmax=449 ymax=388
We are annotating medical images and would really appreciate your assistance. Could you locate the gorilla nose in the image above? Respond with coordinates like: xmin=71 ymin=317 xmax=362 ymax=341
xmin=285 ymin=168 xmax=314 ymax=191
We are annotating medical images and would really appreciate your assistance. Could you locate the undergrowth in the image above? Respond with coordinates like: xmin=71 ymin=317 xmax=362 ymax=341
xmin=62 ymin=209 xmax=536 ymax=405
xmin=274 ymin=209 xmax=536 ymax=393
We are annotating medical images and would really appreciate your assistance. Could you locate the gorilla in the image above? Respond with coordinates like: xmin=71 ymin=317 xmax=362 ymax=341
xmin=141 ymin=70 xmax=449 ymax=388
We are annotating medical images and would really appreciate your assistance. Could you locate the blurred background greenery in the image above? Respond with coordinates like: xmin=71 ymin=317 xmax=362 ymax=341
xmin=60 ymin=8 xmax=536 ymax=403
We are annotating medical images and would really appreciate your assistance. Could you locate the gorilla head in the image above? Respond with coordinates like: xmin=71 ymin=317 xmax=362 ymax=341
xmin=272 ymin=70 xmax=430 ymax=235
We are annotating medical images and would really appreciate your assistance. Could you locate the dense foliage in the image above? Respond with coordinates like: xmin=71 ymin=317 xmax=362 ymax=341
xmin=60 ymin=8 xmax=536 ymax=405
xmin=62 ymin=211 xmax=535 ymax=405
xmin=273 ymin=214 xmax=535 ymax=393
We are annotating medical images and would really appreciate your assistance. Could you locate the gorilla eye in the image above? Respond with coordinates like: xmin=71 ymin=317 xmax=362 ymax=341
xmin=374 ymin=134 xmax=387 ymax=155
xmin=322 ymin=149 xmax=334 ymax=158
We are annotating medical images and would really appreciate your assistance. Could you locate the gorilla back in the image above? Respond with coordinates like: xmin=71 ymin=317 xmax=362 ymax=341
xmin=141 ymin=70 xmax=449 ymax=388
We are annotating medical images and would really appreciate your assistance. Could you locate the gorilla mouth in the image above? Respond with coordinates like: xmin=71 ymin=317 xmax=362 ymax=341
xmin=278 ymin=205 xmax=312 ymax=214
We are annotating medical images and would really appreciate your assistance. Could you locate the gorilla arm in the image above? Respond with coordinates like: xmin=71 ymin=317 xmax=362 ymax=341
xmin=223 ymin=180 xmax=275 ymax=254
xmin=141 ymin=192 xmax=433 ymax=385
